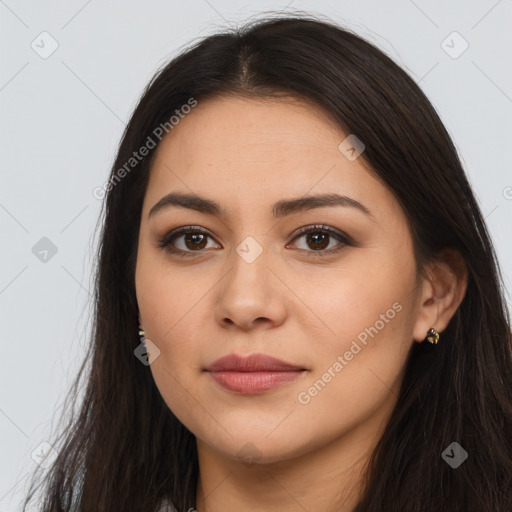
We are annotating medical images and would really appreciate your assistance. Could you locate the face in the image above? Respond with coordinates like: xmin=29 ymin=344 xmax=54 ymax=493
xmin=135 ymin=95 xmax=424 ymax=466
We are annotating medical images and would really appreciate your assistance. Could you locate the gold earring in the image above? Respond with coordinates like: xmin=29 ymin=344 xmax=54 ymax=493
xmin=138 ymin=324 xmax=145 ymax=341
xmin=425 ymin=327 xmax=439 ymax=344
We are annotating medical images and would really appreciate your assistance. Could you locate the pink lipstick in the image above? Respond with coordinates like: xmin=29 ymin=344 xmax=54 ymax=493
xmin=205 ymin=353 xmax=306 ymax=394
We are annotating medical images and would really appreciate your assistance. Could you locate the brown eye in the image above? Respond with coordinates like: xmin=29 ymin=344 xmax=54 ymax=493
xmin=287 ymin=225 xmax=352 ymax=256
xmin=182 ymin=233 xmax=208 ymax=251
xmin=158 ymin=226 xmax=220 ymax=256
xmin=303 ymin=232 xmax=330 ymax=250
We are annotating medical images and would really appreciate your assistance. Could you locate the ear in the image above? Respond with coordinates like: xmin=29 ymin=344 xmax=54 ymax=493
xmin=412 ymin=248 xmax=468 ymax=343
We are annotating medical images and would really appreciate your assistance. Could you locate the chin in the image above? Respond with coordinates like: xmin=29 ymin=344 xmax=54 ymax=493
xmin=201 ymin=430 xmax=311 ymax=466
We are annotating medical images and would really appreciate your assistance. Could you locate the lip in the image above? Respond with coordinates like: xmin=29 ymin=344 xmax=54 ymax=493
xmin=206 ymin=353 xmax=305 ymax=372
xmin=205 ymin=353 xmax=307 ymax=394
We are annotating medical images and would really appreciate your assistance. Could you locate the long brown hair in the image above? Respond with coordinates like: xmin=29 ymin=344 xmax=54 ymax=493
xmin=23 ymin=13 xmax=512 ymax=512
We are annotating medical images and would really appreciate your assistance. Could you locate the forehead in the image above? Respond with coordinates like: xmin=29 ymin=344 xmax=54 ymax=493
xmin=143 ymin=95 xmax=403 ymax=226
xmin=158 ymin=95 xmax=344 ymax=161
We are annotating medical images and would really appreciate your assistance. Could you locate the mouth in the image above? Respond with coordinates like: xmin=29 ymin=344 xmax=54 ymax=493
xmin=204 ymin=353 xmax=308 ymax=394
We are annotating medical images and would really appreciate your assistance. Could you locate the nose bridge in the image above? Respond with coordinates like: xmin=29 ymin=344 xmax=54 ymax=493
xmin=227 ymin=233 xmax=270 ymax=297
xmin=214 ymin=232 xmax=286 ymax=329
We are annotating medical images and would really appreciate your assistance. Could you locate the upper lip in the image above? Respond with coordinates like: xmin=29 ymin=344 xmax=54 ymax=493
xmin=206 ymin=353 xmax=305 ymax=372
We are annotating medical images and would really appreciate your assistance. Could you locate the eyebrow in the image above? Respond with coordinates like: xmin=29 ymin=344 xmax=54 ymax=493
xmin=148 ymin=192 xmax=375 ymax=221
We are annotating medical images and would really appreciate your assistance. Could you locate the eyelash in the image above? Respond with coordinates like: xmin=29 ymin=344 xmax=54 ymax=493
xmin=157 ymin=224 xmax=353 ymax=258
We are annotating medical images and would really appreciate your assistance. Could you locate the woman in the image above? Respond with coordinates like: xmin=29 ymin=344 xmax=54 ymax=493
xmin=23 ymin=14 xmax=512 ymax=512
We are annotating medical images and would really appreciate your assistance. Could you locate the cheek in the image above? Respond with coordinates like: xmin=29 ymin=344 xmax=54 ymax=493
xmin=135 ymin=249 xmax=213 ymax=340
xmin=301 ymin=256 xmax=412 ymax=350
xmin=138 ymin=288 xmax=206 ymax=427
xmin=296 ymin=255 xmax=416 ymax=418
xmin=303 ymin=292 xmax=410 ymax=397
xmin=149 ymin=359 xmax=206 ymax=435
xmin=292 ymin=292 xmax=413 ymax=443
xmin=135 ymin=252 xmax=205 ymax=404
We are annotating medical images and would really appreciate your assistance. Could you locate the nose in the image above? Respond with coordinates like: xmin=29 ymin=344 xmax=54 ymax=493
xmin=213 ymin=246 xmax=288 ymax=332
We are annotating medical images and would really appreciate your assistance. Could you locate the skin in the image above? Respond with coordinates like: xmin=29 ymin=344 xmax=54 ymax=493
xmin=135 ymin=95 xmax=467 ymax=511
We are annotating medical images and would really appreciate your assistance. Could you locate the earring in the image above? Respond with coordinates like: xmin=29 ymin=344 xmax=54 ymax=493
xmin=138 ymin=324 xmax=145 ymax=342
xmin=425 ymin=327 xmax=439 ymax=345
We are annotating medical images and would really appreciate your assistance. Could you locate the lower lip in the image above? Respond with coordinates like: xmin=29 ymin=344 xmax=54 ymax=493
xmin=207 ymin=370 xmax=304 ymax=394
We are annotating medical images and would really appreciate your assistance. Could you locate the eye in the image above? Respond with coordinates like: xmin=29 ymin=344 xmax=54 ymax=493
xmin=157 ymin=225 xmax=219 ymax=257
xmin=286 ymin=224 xmax=352 ymax=257
xmin=158 ymin=224 xmax=352 ymax=257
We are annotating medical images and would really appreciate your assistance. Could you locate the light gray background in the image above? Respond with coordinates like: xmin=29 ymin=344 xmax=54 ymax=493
xmin=1 ymin=1 xmax=511 ymax=510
